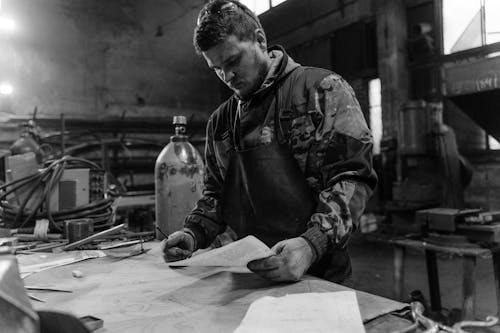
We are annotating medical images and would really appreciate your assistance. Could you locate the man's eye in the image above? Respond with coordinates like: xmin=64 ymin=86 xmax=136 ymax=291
xmin=227 ymin=58 xmax=240 ymax=67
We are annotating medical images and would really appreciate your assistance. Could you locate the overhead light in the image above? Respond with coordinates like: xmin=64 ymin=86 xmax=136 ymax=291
xmin=0 ymin=16 xmax=16 ymax=32
xmin=0 ymin=83 xmax=13 ymax=95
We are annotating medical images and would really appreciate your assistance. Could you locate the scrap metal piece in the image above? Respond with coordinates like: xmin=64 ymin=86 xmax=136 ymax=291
xmin=452 ymin=316 xmax=499 ymax=333
xmin=0 ymin=255 xmax=39 ymax=332
xmin=27 ymin=294 xmax=45 ymax=303
xmin=24 ymin=286 xmax=72 ymax=293
xmin=392 ymin=302 xmax=500 ymax=333
xmin=62 ymin=224 xmax=124 ymax=251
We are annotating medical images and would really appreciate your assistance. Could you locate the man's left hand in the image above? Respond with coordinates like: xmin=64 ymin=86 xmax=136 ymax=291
xmin=247 ymin=237 xmax=315 ymax=282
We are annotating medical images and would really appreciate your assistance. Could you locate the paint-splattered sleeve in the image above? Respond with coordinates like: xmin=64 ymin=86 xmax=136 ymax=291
xmin=184 ymin=114 xmax=227 ymax=249
xmin=301 ymin=74 xmax=377 ymax=261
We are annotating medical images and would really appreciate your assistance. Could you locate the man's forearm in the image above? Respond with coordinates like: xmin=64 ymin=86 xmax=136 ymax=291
xmin=301 ymin=180 xmax=371 ymax=261
xmin=184 ymin=217 xmax=223 ymax=249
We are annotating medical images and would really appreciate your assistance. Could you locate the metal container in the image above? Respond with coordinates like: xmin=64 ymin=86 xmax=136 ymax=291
xmin=64 ymin=218 xmax=94 ymax=243
xmin=399 ymin=100 xmax=430 ymax=154
xmin=154 ymin=116 xmax=204 ymax=239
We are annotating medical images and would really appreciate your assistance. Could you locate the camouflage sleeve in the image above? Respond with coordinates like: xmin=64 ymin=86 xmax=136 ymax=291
xmin=184 ymin=115 xmax=227 ymax=249
xmin=301 ymin=74 xmax=377 ymax=261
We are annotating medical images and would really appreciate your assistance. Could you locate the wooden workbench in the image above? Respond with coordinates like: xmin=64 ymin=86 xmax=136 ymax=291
xmin=21 ymin=242 xmax=409 ymax=332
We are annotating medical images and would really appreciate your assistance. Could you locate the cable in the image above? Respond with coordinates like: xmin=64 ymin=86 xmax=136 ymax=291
xmin=0 ymin=156 xmax=114 ymax=232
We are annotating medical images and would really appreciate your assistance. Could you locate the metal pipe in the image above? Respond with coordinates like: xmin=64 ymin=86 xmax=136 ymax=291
xmin=62 ymin=224 xmax=124 ymax=251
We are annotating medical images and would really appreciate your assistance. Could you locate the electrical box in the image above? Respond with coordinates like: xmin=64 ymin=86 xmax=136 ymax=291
xmin=49 ymin=168 xmax=105 ymax=212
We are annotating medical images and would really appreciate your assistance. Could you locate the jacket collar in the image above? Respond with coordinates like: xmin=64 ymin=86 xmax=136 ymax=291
xmin=237 ymin=45 xmax=300 ymax=102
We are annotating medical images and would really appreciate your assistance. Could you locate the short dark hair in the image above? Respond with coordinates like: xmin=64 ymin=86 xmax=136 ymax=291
xmin=193 ymin=0 xmax=264 ymax=54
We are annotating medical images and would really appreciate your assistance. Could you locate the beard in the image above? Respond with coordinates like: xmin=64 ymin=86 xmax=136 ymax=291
xmin=235 ymin=61 xmax=270 ymax=101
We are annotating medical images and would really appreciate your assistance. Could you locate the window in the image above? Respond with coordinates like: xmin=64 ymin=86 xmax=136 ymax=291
xmin=443 ymin=0 xmax=500 ymax=54
xmin=271 ymin=0 xmax=287 ymax=6
xmin=485 ymin=0 xmax=500 ymax=45
xmin=239 ymin=0 xmax=269 ymax=15
xmin=239 ymin=0 xmax=289 ymax=15
xmin=0 ymin=0 xmax=16 ymax=33
xmin=369 ymin=79 xmax=383 ymax=155
xmin=488 ymin=135 xmax=500 ymax=150
xmin=0 ymin=83 xmax=13 ymax=95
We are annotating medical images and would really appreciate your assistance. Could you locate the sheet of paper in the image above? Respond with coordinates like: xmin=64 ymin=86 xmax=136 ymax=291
xmin=356 ymin=289 xmax=406 ymax=322
xmin=234 ymin=291 xmax=366 ymax=333
xmin=168 ymin=235 xmax=273 ymax=267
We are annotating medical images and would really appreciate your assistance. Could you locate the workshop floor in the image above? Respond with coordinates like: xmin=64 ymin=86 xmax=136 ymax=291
xmin=349 ymin=233 xmax=499 ymax=325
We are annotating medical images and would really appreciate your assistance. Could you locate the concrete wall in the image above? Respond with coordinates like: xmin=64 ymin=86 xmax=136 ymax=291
xmin=375 ymin=0 xmax=409 ymax=141
xmin=0 ymin=0 xmax=220 ymax=190
xmin=0 ymin=0 xmax=219 ymax=122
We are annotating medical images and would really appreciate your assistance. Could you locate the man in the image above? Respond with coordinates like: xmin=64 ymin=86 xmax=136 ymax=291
xmin=162 ymin=0 xmax=377 ymax=284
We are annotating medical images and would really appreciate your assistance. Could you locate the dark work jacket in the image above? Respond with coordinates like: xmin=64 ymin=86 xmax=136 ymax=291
xmin=186 ymin=46 xmax=377 ymax=283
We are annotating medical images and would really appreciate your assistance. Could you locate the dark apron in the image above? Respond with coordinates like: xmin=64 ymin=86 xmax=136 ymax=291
xmin=221 ymin=86 xmax=352 ymax=283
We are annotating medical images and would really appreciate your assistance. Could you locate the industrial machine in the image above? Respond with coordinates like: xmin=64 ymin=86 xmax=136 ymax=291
xmin=0 ymin=156 xmax=112 ymax=231
xmin=48 ymin=168 xmax=106 ymax=212
xmin=417 ymin=207 xmax=500 ymax=244
xmin=386 ymin=100 xmax=473 ymax=233
xmin=408 ymin=55 xmax=500 ymax=245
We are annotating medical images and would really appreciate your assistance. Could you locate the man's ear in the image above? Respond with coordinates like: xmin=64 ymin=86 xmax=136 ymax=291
xmin=255 ymin=29 xmax=267 ymax=51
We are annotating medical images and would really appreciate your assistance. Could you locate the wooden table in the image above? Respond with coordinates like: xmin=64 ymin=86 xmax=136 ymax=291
xmin=21 ymin=242 xmax=409 ymax=332
xmin=391 ymin=238 xmax=500 ymax=320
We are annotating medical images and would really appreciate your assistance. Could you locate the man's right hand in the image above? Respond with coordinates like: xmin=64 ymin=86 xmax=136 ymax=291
xmin=161 ymin=230 xmax=195 ymax=262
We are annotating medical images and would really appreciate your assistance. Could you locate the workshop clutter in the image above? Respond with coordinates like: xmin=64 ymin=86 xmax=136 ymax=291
xmin=0 ymin=255 xmax=39 ymax=333
xmin=8 ymin=111 xmax=51 ymax=164
xmin=0 ymin=155 xmax=112 ymax=234
xmin=359 ymin=213 xmax=383 ymax=233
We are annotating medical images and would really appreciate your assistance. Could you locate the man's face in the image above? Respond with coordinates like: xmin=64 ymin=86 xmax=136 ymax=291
xmin=202 ymin=34 xmax=269 ymax=100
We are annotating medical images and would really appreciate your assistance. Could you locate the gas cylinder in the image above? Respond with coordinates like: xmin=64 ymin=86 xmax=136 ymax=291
xmin=154 ymin=116 xmax=204 ymax=240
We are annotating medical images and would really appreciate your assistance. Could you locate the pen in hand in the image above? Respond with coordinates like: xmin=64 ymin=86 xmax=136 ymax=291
xmin=156 ymin=226 xmax=169 ymax=239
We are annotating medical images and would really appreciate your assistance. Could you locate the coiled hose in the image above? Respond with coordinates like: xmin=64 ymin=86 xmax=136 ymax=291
xmin=0 ymin=156 xmax=114 ymax=232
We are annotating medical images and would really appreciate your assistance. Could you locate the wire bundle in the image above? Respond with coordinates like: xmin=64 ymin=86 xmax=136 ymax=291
xmin=0 ymin=156 xmax=114 ymax=232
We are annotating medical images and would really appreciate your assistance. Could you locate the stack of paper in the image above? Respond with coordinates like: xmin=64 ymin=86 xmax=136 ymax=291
xmin=234 ymin=291 xmax=366 ymax=333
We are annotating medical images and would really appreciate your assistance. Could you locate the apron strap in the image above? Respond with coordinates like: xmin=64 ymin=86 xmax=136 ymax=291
xmin=229 ymin=65 xmax=306 ymax=149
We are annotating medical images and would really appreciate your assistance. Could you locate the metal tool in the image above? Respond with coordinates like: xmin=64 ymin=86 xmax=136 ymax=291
xmin=27 ymin=294 xmax=45 ymax=303
xmin=104 ymin=237 xmax=150 ymax=259
xmin=98 ymin=239 xmax=141 ymax=250
xmin=392 ymin=302 xmax=499 ymax=333
xmin=25 ymin=286 xmax=72 ymax=293
xmin=453 ymin=316 xmax=499 ymax=333
xmin=16 ymin=233 xmax=63 ymax=241
xmin=416 ymin=208 xmax=500 ymax=243
xmin=63 ymin=224 xmax=124 ymax=251
xmin=156 ymin=226 xmax=168 ymax=239
xmin=16 ymin=240 xmax=68 ymax=253
xmin=64 ymin=218 xmax=93 ymax=243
